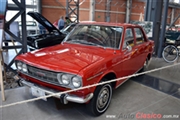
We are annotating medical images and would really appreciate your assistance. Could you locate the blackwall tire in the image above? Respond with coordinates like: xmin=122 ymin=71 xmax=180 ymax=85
xmin=139 ymin=58 xmax=149 ymax=72
xmin=87 ymin=83 xmax=112 ymax=116
xmin=142 ymin=58 xmax=149 ymax=72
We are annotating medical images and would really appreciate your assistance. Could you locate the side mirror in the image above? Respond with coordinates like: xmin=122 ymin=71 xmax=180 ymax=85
xmin=126 ymin=45 xmax=132 ymax=52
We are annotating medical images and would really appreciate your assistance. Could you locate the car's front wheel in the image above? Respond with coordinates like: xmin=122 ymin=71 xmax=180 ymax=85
xmin=87 ymin=82 xmax=112 ymax=116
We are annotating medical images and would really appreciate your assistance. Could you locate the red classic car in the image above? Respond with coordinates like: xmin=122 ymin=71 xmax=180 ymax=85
xmin=15 ymin=22 xmax=154 ymax=116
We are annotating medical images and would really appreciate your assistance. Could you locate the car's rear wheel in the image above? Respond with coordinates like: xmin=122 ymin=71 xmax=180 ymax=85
xmin=141 ymin=58 xmax=149 ymax=72
xmin=87 ymin=81 xmax=112 ymax=116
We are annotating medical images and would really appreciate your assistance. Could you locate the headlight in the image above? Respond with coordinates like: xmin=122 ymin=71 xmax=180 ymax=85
xmin=61 ymin=74 xmax=70 ymax=85
xmin=22 ymin=64 xmax=28 ymax=73
xmin=17 ymin=62 xmax=22 ymax=70
xmin=72 ymin=76 xmax=82 ymax=88
xmin=57 ymin=73 xmax=82 ymax=88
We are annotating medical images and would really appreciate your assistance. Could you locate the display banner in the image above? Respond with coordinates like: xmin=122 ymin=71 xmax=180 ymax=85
xmin=0 ymin=0 xmax=7 ymax=101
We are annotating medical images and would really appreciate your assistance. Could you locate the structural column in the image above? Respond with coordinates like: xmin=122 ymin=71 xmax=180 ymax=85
xmin=21 ymin=0 xmax=27 ymax=53
xmin=168 ymin=11 xmax=180 ymax=29
xmin=105 ymin=0 xmax=111 ymax=22
xmin=171 ymin=8 xmax=175 ymax=24
xmin=37 ymin=0 xmax=42 ymax=14
xmin=0 ymin=0 xmax=7 ymax=101
xmin=158 ymin=0 xmax=169 ymax=57
xmin=144 ymin=0 xmax=153 ymax=21
xmin=89 ymin=0 xmax=95 ymax=21
xmin=3 ymin=0 xmax=27 ymax=71
xmin=144 ymin=0 xmax=163 ymax=56
xmin=66 ymin=0 xmax=79 ymax=23
xmin=126 ymin=0 xmax=132 ymax=23
xmin=153 ymin=0 xmax=163 ymax=56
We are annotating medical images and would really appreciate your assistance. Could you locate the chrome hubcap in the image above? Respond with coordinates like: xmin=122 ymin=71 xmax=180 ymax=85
xmin=97 ymin=87 xmax=109 ymax=109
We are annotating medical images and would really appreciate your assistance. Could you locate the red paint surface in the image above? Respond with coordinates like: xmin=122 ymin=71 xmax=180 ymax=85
xmin=16 ymin=22 xmax=154 ymax=97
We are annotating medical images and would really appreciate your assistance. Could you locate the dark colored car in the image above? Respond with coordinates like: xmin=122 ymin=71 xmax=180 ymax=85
xmin=27 ymin=12 xmax=66 ymax=50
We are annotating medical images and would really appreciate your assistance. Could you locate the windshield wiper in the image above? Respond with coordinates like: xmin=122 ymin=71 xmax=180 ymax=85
xmin=78 ymin=40 xmax=105 ymax=49
xmin=84 ymin=41 xmax=105 ymax=48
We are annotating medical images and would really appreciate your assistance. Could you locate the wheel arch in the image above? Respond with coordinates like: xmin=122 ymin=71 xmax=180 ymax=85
xmin=86 ymin=72 xmax=115 ymax=116
xmin=100 ymin=72 xmax=117 ymax=89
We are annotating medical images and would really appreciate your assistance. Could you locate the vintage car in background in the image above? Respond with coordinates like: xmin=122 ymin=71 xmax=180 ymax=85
xmin=53 ymin=20 xmax=58 ymax=28
xmin=19 ymin=21 xmax=38 ymax=36
xmin=26 ymin=12 xmax=66 ymax=50
xmin=165 ymin=30 xmax=180 ymax=44
xmin=15 ymin=22 xmax=154 ymax=116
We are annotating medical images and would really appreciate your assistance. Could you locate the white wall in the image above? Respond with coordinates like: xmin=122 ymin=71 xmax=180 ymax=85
xmin=170 ymin=0 xmax=180 ymax=3
xmin=6 ymin=0 xmax=37 ymax=21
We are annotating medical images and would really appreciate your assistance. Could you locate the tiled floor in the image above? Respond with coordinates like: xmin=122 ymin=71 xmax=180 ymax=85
xmin=1 ymin=50 xmax=180 ymax=120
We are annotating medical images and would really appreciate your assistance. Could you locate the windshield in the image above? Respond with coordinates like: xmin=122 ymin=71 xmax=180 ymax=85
xmin=64 ymin=25 xmax=123 ymax=48
xmin=61 ymin=24 xmax=76 ymax=33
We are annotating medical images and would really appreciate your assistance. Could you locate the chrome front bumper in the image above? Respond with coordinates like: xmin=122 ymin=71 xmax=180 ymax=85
xmin=19 ymin=79 xmax=93 ymax=104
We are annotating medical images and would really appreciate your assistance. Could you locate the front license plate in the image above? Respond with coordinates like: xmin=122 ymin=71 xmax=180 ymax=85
xmin=31 ymin=87 xmax=47 ymax=101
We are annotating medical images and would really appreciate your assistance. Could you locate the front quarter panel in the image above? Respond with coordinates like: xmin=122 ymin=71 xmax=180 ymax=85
xmin=78 ymin=52 xmax=124 ymax=93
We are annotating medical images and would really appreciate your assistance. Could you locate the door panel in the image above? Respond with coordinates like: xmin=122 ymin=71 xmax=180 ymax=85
xmin=134 ymin=27 xmax=149 ymax=69
xmin=115 ymin=28 xmax=139 ymax=86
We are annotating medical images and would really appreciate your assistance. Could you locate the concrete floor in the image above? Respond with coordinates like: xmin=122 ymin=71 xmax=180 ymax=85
xmin=148 ymin=57 xmax=180 ymax=85
xmin=0 ymin=80 xmax=180 ymax=120
xmin=1 ymin=50 xmax=180 ymax=120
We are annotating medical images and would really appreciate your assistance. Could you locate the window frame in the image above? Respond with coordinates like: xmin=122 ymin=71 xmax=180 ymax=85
xmin=134 ymin=27 xmax=146 ymax=45
xmin=64 ymin=24 xmax=123 ymax=49
xmin=122 ymin=28 xmax=135 ymax=50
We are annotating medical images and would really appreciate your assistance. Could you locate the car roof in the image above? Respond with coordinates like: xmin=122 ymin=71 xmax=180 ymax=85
xmin=79 ymin=21 xmax=140 ymax=27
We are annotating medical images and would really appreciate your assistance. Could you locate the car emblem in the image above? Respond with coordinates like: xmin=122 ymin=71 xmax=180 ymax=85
xmin=36 ymin=71 xmax=45 ymax=77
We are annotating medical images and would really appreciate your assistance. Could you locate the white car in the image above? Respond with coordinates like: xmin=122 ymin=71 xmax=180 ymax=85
xmin=19 ymin=21 xmax=38 ymax=36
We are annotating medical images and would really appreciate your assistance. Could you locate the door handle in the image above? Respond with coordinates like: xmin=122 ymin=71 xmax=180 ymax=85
xmin=135 ymin=48 xmax=138 ymax=51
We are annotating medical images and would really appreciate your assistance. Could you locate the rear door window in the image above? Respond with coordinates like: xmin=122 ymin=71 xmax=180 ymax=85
xmin=134 ymin=28 xmax=145 ymax=44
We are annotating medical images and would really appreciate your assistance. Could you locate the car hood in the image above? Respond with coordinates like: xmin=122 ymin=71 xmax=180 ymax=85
xmin=27 ymin=12 xmax=61 ymax=34
xmin=16 ymin=44 xmax=113 ymax=74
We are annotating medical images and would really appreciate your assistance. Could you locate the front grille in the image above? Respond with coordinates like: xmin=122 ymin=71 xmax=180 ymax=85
xmin=27 ymin=65 xmax=60 ymax=86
